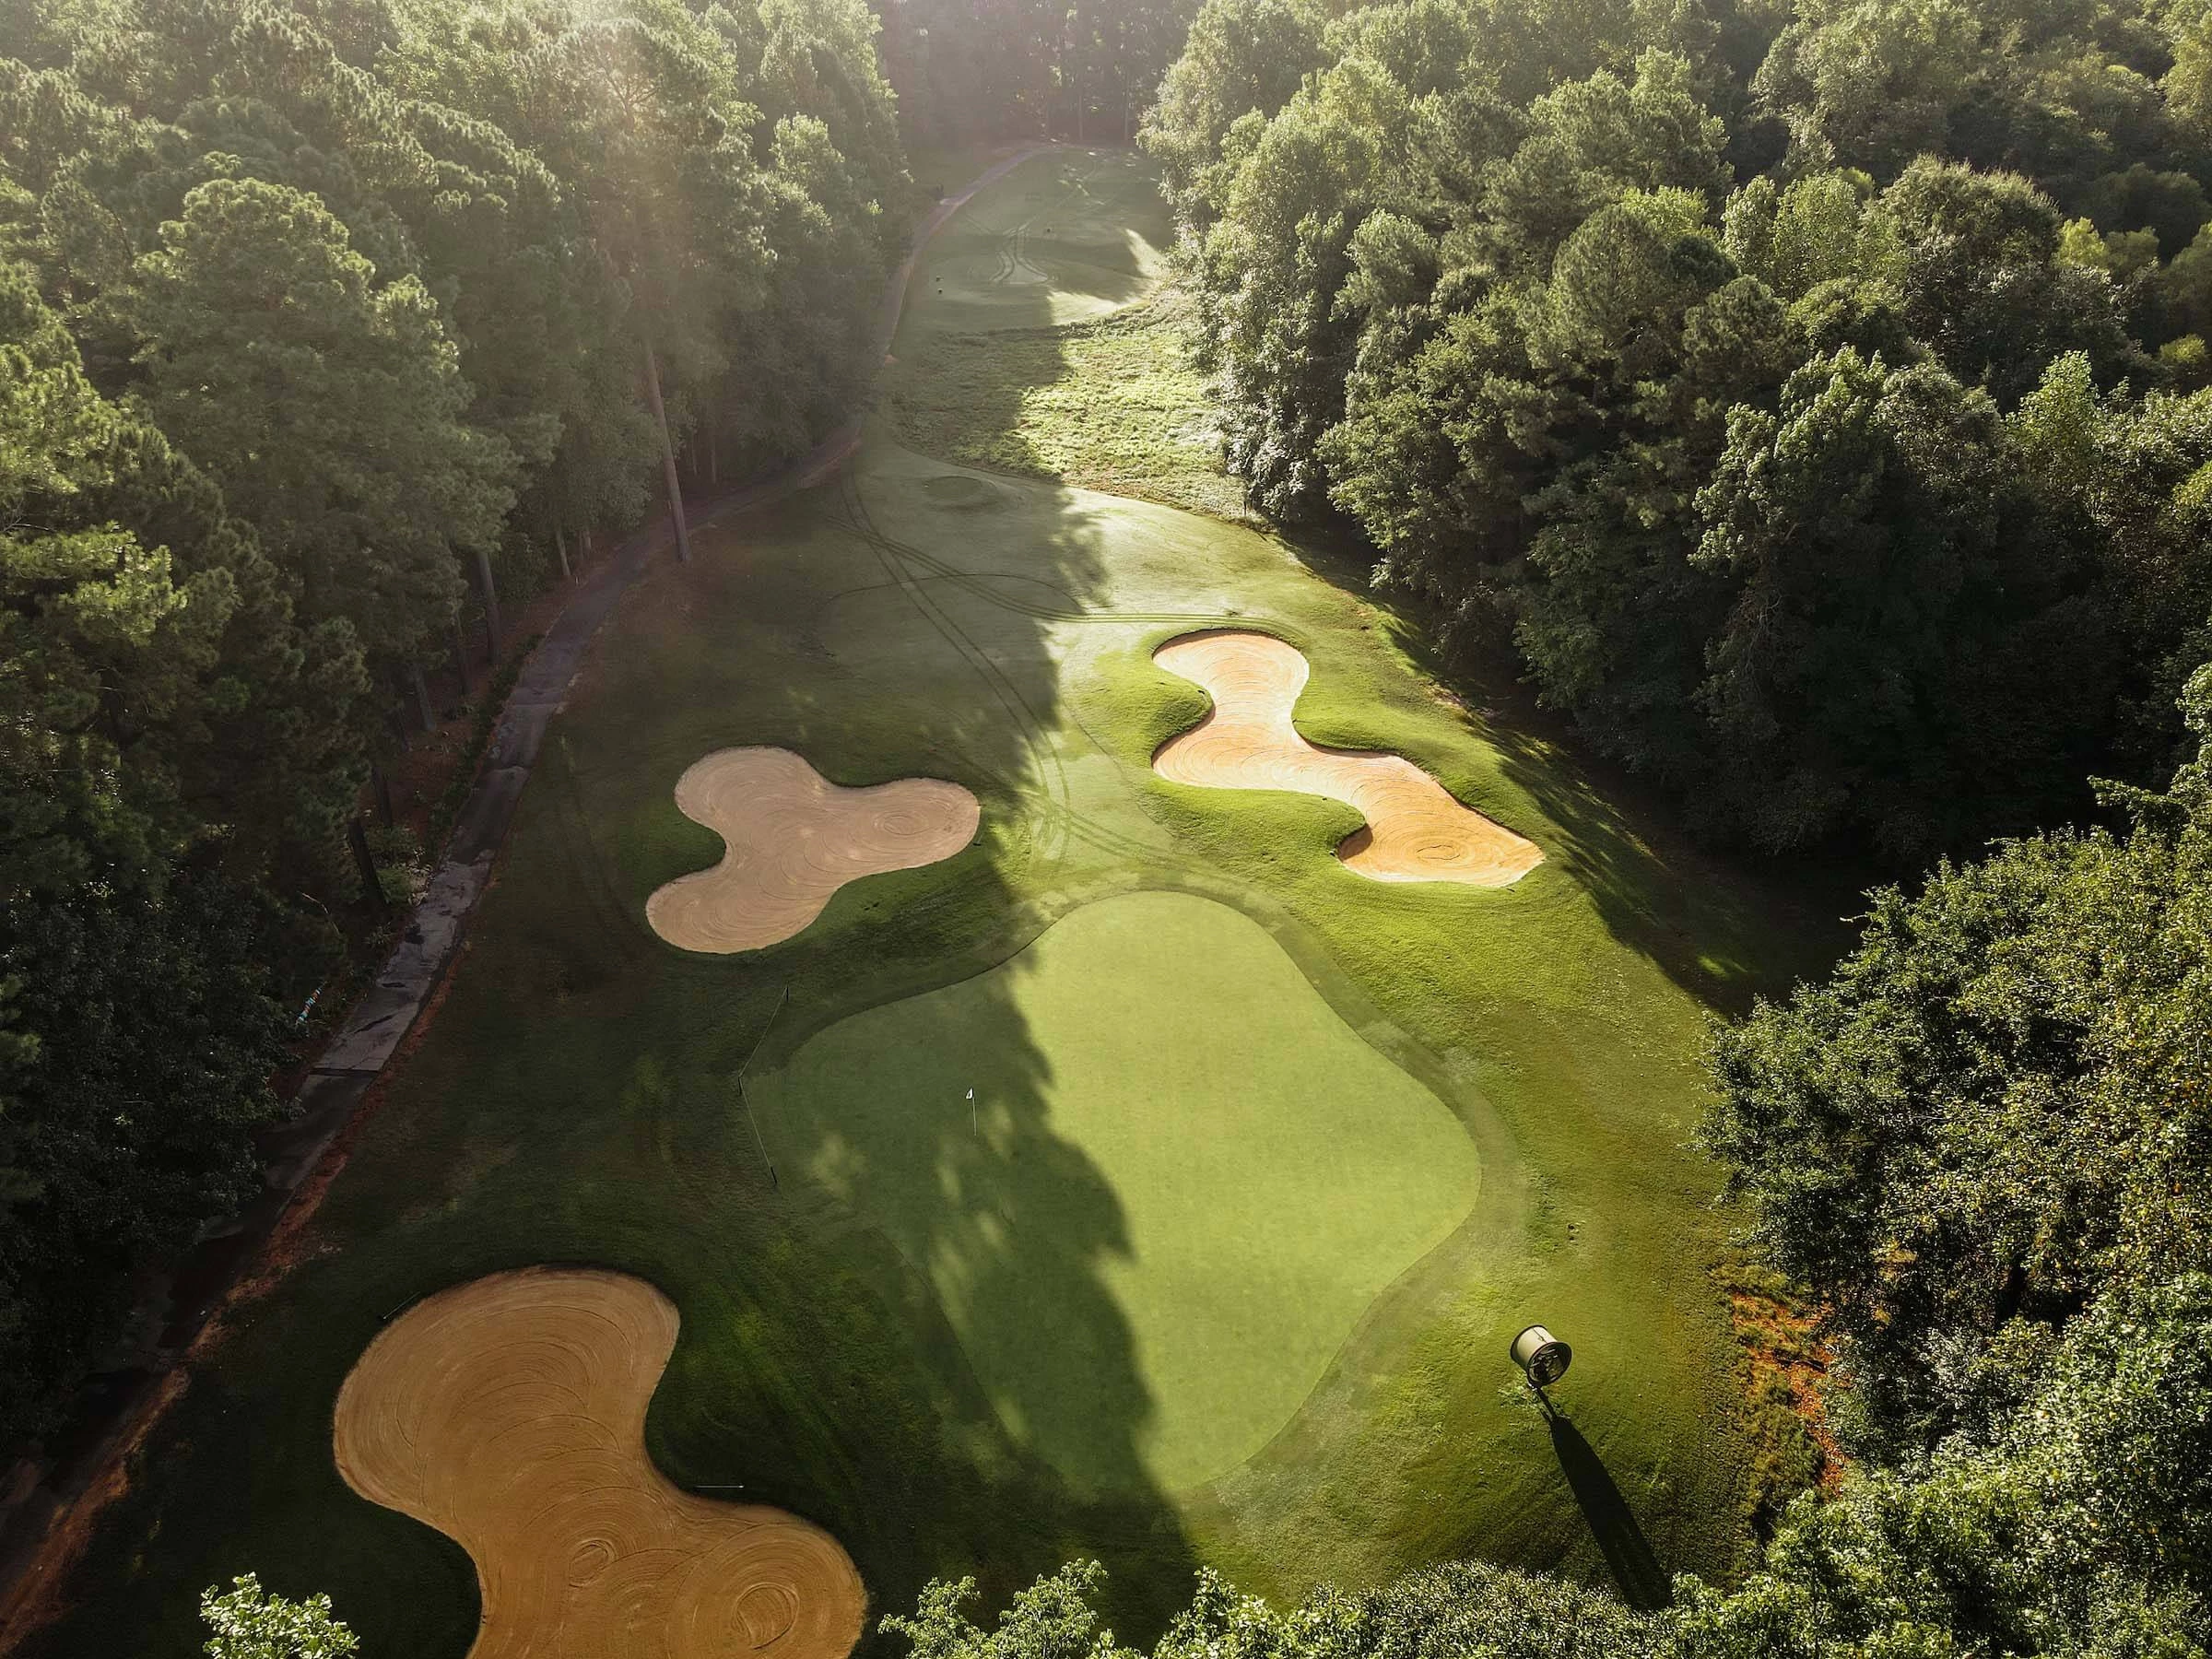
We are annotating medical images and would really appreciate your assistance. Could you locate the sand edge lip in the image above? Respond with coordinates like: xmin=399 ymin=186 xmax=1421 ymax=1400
xmin=645 ymin=746 xmax=982 ymax=954
xmin=1151 ymin=629 xmax=1543 ymax=887
xmin=333 ymin=1265 xmax=866 ymax=1659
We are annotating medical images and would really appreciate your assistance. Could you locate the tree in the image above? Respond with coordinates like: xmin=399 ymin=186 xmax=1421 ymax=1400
xmin=0 ymin=876 xmax=292 ymax=1445
xmin=887 ymin=1559 xmax=1658 ymax=1659
xmin=1880 ymin=158 xmax=2138 ymax=406
xmin=126 ymin=175 xmax=514 ymax=682
xmin=1705 ymin=658 xmax=2212 ymax=1455
xmin=1143 ymin=0 xmax=1328 ymax=231
xmin=201 ymin=1574 xmax=359 ymax=1659
xmin=1477 ymin=51 xmax=1731 ymax=274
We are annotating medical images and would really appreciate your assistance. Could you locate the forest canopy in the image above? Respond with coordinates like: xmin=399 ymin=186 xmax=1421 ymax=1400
xmin=1143 ymin=0 xmax=2212 ymax=860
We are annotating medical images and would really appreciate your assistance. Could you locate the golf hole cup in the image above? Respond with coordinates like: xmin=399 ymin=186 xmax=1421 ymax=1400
xmin=1510 ymin=1324 xmax=1571 ymax=1388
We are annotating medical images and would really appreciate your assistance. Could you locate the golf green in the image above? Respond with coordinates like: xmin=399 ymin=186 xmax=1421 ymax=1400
xmin=752 ymin=890 xmax=1481 ymax=1496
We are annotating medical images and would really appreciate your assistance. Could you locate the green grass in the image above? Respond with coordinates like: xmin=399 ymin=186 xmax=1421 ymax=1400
xmin=900 ymin=148 xmax=1169 ymax=332
xmin=905 ymin=143 xmax=1038 ymax=205
xmin=754 ymin=889 xmax=1481 ymax=1497
xmin=889 ymin=150 xmax=1243 ymax=523
xmin=889 ymin=285 xmax=1250 ymax=522
xmin=26 ymin=149 xmax=1848 ymax=1659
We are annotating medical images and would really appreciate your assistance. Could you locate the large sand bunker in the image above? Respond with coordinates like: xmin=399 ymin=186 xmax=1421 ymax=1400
xmin=1154 ymin=631 xmax=1543 ymax=885
xmin=646 ymin=747 xmax=980 ymax=952
xmin=334 ymin=1268 xmax=865 ymax=1659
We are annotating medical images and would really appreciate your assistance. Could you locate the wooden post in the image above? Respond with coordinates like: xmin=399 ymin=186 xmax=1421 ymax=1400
xmin=554 ymin=525 xmax=572 ymax=582
xmin=410 ymin=665 xmax=435 ymax=732
xmin=641 ymin=337 xmax=693 ymax=565
xmin=453 ymin=622 xmax=474 ymax=699
xmin=371 ymin=759 xmax=395 ymax=827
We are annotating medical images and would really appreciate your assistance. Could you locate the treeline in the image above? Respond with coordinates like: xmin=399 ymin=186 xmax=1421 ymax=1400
xmin=877 ymin=0 xmax=1195 ymax=147
xmin=0 ymin=0 xmax=902 ymax=1449
xmin=1144 ymin=0 xmax=2212 ymax=861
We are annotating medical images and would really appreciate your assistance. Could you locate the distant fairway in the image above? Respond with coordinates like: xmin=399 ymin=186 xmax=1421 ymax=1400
xmin=907 ymin=149 xmax=1167 ymax=328
xmin=753 ymin=890 xmax=1481 ymax=1494
xmin=27 ymin=150 xmax=1841 ymax=1659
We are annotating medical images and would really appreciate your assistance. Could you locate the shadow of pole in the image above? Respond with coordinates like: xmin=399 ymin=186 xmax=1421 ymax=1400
xmin=1537 ymin=1393 xmax=1674 ymax=1613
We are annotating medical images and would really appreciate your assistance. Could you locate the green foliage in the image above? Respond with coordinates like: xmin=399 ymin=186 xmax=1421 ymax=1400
xmin=0 ymin=0 xmax=910 ymax=1453
xmin=1689 ymin=347 xmax=2112 ymax=855
xmin=1707 ymin=672 xmax=2212 ymax=1457
xmin=1677 ymin=658 xmax=2212 ymax=1654
xmin=0 ymin=251 xmax=355 ymax=1443
xmin=200 ymin=1574 xmax=358 ymax=1659
xmin=128 ymin=174 xmax=506 ymax=677
xmin=1147 ymin=0 xmax=2212 ymax=858
xmin=0 ymin=872 xmax=291 ymax=1442
xmin=888 ymin=1559 xmax=1662 ymax=1659
xmin=0 ymin=252 xmax=361 ymax=893
xmin=1673 ymin=1275 xmax=2212 ymax=1659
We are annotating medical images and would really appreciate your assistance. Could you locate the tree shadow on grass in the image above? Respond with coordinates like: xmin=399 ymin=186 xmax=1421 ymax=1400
xmin=910 ymin=150 xmax=1170 ymax=331
xmin=1284 ymin=536 xmax=1862 ymax=1019
xmin=602 ymin=432 xmax=1203 ymax=1643
xmin=1541 ymin=1399 xmax=1673 ymax=1613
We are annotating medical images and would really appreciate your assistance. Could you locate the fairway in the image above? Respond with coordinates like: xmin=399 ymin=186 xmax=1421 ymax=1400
xmin=1152 ymin=631 xmax=1544 ymax=885
xmin=24 ymin=150 xmax=1838 ymax=1659
xmin=333 ymin=1268 xmax=865 ymax=1659
xmin=911 ymin=149 xmax=1167 ymax=327
xmin=753 ymin=890 xmax=1481 ymax=1495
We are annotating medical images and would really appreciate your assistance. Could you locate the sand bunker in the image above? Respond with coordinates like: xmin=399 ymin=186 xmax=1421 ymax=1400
xmin=1154 ymin=631 xmax=1543 ymax=885
xmin=334 ymin=1268 xmax=865 ymax=1659
xmin=646 ymin=747 xmax=980 ymax=952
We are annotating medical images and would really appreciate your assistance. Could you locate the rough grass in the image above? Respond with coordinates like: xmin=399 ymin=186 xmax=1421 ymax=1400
xmin=888 ymin=286 xmax=1250 ymax=523
xmin=23 ymin=151 xmax=1849 ymax=1659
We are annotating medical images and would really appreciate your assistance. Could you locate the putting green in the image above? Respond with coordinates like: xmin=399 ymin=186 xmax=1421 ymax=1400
xmin=750 ymin=890 xmax=1481 ymax=1495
